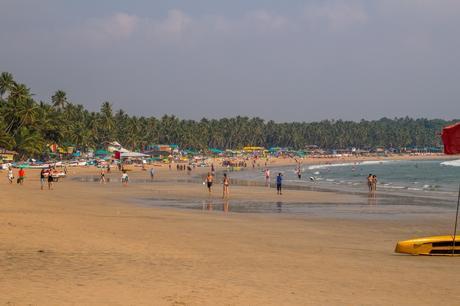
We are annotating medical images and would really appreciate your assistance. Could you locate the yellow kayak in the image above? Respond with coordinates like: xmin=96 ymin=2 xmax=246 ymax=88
xmin=395 ymin=235 xmax=460 ymax=256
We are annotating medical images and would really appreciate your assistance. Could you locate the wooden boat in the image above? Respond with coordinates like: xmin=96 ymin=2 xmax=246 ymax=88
xmin=395 ymin=236 xmax=460 ymax=255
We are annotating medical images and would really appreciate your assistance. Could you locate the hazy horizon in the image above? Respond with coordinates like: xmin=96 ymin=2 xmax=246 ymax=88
xmin=1 ymin=0 xmax=459 ymax=122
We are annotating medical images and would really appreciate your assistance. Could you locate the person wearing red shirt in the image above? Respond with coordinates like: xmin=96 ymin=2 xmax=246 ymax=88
xmin=18 ymin=168 xmax=25 ymax=185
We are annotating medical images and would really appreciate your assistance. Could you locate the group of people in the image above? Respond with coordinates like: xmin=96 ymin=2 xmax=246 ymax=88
xmin=6 ymin=167 xmax=25 ymax=185
xmin=204 ymin=172 xmax=230 ymax=198
xmin=40 ymin=168 xmax=56 ymax=190
xmin=367 ymin=174 xmax=378 ymax=191
xmin=99 ymin=167 xmax=130 ymax=186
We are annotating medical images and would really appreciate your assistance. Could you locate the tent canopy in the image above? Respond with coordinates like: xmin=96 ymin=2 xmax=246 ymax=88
xmin=120 ymin=152 xmax=149 ymax=158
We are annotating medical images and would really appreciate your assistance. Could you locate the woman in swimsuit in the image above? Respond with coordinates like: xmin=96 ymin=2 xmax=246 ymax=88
xmin=222 ymin=173 xmax=229 ymax=198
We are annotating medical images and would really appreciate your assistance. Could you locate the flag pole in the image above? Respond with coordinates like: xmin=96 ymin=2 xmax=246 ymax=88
xmin=452 ymin=183 xmax=460 ymax=256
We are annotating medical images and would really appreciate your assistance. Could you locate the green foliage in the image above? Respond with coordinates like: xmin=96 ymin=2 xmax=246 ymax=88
xmin=0 ymin=72 xmax=455 ymax=158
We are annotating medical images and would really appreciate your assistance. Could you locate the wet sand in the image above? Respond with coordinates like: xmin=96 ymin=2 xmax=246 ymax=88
xmin=1 ymin=166 xmax=459 ymax=305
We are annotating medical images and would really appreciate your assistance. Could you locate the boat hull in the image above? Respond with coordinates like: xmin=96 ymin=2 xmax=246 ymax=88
xmin=395 ymin=235 xmax=460 ymax=256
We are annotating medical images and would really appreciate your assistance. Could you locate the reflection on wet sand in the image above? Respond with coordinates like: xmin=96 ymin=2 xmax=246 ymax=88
xmin=202 ymin=198 xmax=230 ymax=213
xmin=276 ymin=201 xmax=282 ymax=213
xmin=368 ymin=191 xmax=377 ymax=206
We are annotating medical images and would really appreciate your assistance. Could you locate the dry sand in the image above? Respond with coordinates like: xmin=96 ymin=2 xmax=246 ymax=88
xmin=1 ymin=161 xmax=459 ymax=305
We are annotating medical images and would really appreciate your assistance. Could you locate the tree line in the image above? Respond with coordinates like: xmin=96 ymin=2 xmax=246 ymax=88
xmin=0 ymin=72 xmax=455 ymax=158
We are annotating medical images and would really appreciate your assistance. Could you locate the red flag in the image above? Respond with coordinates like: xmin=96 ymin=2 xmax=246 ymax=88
xmin=442 ymin=122 xmax=460 ymax=155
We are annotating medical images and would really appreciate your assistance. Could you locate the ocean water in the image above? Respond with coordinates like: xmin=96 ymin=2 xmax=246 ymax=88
xmin=231 ymin=159 xmax=460 ymax=200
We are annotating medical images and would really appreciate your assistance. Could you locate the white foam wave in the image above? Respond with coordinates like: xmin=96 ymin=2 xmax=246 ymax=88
xmin=440 ymin=159 xmax=460 ymax=167
xmin=307 ymin=160 xmax=386 ymax=170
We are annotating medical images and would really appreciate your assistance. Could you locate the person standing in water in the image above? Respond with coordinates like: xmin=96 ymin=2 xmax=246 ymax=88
xmin=222 ymin=173 xmax=230 ymax=198
xmin=265 ymin=168 xmax=270 ymax=186
xmin=276 ymin=173 xmax=283 ymax=195
xmin=372 ymin=175 xmax=378 ymax=191
xmin=367 ymin=174 xmax=373 ymax=192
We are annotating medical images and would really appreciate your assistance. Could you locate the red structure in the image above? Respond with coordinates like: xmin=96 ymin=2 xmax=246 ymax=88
xmin=442 ymin=122 xmax=460 ymax=155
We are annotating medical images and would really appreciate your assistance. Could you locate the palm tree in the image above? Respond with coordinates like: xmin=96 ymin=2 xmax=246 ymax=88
xmin=0 ymin=72 xmax=15 ymax=100
xmin=14 ymin=127 xmax=45 ymax=158
xmin=9 ymin=83 xmax=31 ymax=103
xmin=51 ymin=90 xmax=68 ymax=110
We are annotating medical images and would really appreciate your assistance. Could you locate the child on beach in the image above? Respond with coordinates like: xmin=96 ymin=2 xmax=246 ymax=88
xmin=121 ymin=171 xmax=129 ymax=186
xmin=222 ymin=173 xmax=229 ymax=198
xmin=276 ymin=173 xmax=283 ymax=195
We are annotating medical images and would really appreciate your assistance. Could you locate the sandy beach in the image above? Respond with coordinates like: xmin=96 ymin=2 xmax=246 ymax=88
xmin=1 ymin=159 xmax=459 ymax=305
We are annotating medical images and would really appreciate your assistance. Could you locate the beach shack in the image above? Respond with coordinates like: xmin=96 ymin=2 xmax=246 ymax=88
xmin=0 ymin=148 xmax=17 ymax=162
xmin=143 ymin=144 xmax=173 ymax=161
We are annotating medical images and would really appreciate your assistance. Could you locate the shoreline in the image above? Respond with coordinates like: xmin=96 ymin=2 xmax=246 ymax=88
xmin=2 ymin=156 xmax=460 ymax=305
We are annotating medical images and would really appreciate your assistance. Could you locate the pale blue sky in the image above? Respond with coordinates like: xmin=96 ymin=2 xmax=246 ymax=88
xmin=1 ymin=0 xmax=459 ymax=121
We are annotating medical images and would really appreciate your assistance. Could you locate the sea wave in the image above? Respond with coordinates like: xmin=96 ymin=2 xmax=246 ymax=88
xmin=307 ymin=160 xmax=386 ymax=170
xmin=440 ymin=159 xmax=460 ymax=167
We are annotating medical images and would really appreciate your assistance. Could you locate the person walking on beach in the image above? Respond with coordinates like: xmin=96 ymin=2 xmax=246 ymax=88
xmin=121 ymin=171 xmax=129 ymax=186
xmin=276 ymin=173 xmax=283 ymax=195
xmin=100 ymin=169 xmax=106 ymax=184
xmin=265 ymin=168 xmax=270 ymax=186
xmin=150 ymin=167 xmax=155 ymax=180
xmin=222 ymin=173 xmax=230 ymax=198
xmin=40 ymin=169 xmax=46 ymax=190
xmin=205 ymin=172 xmax=213 ymax=194
xmin=47 ymin=170 xmax=54 ymax=190
xmin=296 ymin=167 xmax=302 ymax=180
xmin=7 ymin=167 xmax=14 ymax=184
xmin=17 ymin=168 xmax=25 ymax=185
